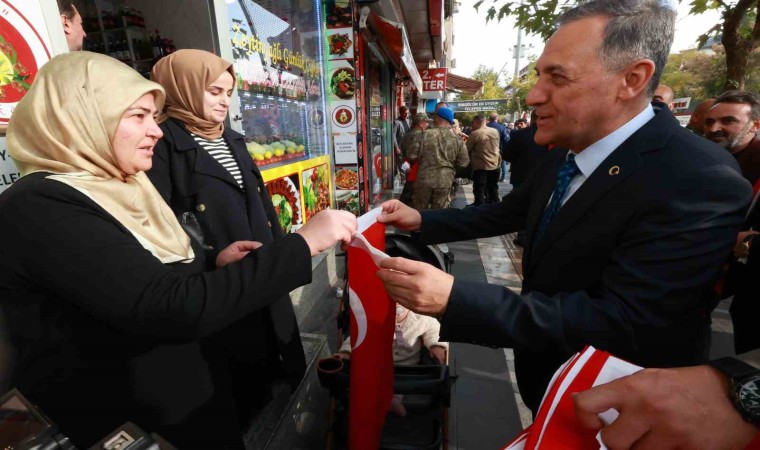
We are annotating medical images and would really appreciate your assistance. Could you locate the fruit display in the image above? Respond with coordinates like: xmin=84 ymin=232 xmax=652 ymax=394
xmin=302 ymin=164 xmax=331 ymax=221
xmin=265 ymin=176 xmax=301 ymax=233
xmin=246 ymin=139 xmax=306 ymax=166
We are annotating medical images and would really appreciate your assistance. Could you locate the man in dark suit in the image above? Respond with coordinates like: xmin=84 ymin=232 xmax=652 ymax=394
xmin=375 ymin=0 xmax=752 ymax=413
xmin=505 ymin=110 xmax=549 ymax=190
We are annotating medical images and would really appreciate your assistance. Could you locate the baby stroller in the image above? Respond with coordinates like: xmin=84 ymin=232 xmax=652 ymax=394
xmin=318 ymin=233 xmax=454 ymax=450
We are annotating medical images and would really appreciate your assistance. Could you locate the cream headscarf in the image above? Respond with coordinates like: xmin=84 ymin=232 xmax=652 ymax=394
xmin=150 ymin=49 xmax=236 ymax=140
xmin=7 ymin=51 xmax=193 ymax=264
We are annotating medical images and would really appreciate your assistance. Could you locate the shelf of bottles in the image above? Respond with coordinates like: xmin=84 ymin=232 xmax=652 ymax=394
xmin=82 ymin=6 xmax=176 ymax=76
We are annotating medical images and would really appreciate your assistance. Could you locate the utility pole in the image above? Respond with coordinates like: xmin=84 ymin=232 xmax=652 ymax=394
xmin=513 ymin=26 xmax=523 ymax=81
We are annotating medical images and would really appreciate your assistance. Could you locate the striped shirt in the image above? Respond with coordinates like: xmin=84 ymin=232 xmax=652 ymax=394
xmin=191 ymin=133 xmax=245 ymax=190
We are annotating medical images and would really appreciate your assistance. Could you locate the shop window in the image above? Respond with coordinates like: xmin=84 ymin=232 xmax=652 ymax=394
xmin=227 ymin=0 xmax=328 ymax=170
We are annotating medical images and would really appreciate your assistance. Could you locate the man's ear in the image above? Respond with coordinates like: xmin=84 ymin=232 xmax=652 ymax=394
xmin=751 ymin=117 xmax=760 ymax=134
xmin=61 ymin=14 xmax=72 ymax=35
xmin=619 ymin=59 xmax=655 ymax=101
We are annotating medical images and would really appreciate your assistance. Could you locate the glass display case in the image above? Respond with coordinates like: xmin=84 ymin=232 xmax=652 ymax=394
xmin=227 ymin=0 xmax=328 ymax=170
xmin=227 ymin=0 xmax=332 ymax=232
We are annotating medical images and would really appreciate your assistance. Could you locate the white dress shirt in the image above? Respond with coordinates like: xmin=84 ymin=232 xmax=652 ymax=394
xmin=559 ymin=105 xmax=656 ymax=206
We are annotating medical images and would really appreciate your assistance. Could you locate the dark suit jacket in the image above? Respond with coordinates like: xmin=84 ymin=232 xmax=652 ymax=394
xmin=417 ymin=108 xmax=752 ymax=411
xmin=147 ymin=119 xmax=307 ymax=419
xmin=0 ymin=173 xmax=312 ymax=447
xmin=504 ymin=124 xmax=549 ymax=186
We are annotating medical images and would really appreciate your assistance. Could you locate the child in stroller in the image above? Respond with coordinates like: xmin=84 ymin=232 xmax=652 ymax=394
xmin=333 ymin=304 xmax=448 ymax=417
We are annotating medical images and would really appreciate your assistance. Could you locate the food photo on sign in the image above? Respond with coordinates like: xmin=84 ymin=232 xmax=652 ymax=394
xmin=325 ymin=0 xmax=352 ymax=29
xmin=326 ymin=29 xmax=353 ymax=58
xmin=265 ymin=174 xmax=302 ymax=233
xmin=301 ymin=164 xmax=331 ymax=221
xmin=0 ymin=0 xmax=54 ymax=132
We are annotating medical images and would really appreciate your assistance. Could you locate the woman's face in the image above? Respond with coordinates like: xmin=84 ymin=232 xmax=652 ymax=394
xmin=113 ymin=93 xmax=163 ymax=175
xmin=203 ymin=71 xmax=234 ymax=124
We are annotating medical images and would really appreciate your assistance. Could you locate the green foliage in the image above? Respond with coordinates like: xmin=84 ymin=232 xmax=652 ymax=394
xmin=661 ymin=46 xmax=760 ymax=99
xmin=458 ymin=65 xmax=508 ymax=102
xmin=506 ymin=59 xmax=538 ymax=113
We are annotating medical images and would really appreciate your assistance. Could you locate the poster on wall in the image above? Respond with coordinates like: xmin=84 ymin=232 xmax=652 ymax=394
xmin=0 ymin=0 xmax=56 ymax=195
xmin=0 ymin=0 xmax=53 ymax=130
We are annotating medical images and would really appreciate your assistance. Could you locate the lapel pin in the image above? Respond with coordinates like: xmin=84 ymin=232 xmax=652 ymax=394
xmin=609 ymin=166 xmax=621 ymax=176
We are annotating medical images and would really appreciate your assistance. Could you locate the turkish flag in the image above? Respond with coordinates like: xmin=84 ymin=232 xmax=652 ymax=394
xmin=503 ymin=347 xmax=760 ymax=450
xmin=347 ymin=208 xmax=394 ymax=449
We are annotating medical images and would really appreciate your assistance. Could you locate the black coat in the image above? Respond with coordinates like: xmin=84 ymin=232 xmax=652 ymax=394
xmin=417 ymin=108 xmax=752 ymax=411
xmin=504 ymin=124 xmax=549 ymax=186
xmin=147 ymin=119 xmax=307 ymax=420
xmin=0 ymin=173 xmax=312 ymax=448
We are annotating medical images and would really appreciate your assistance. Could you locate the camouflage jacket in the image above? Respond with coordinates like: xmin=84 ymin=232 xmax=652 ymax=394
xmin=401 ymin=128 xmax=426 ymax=162
xmin=414 ymin=126 xmax=469 ymax=188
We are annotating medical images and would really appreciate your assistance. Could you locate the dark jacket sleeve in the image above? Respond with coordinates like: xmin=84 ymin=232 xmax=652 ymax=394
xmin=5 ymin=181 xmax=312 ymax=343
xmin=416 ymin=154 xmax=545 ymax=244
xmin=437 ymin=163 xmax=751 ymax=356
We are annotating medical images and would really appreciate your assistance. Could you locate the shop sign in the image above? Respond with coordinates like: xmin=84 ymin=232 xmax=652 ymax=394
xmin=1 ymin=0 xmax=56 ymax=194
xmin=421 ymin=68 xmax=447 ymax=92
xmin=333 ymin=132 xmax=358 ymax=165
xmin=230 ymin=23 xmax=320 ymax=78
xmin=446 ymin=99 xmax=508 ymax=113
xmin=673 ymin=97 xmax=691 ymax=110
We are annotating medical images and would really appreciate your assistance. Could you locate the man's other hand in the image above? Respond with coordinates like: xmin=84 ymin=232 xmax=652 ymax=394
xmin=573 ymin=366 xmax=757 ymax=450
xmin=377 ymin=257 xmax=453 ymax=317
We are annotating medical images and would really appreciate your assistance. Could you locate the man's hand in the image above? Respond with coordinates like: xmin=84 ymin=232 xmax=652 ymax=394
xmin=429 ymin=346 xmax=446 ymax=364
xmin=377 ymin=257 xmax=454 ymax=317
xmin=216 ymin=240 xmax=262 ymax=267
xmin=296 ymin=209 xmax=357 ymax=256
xmin=573 ymin=366 xmax=758 ymax=450
xmin=377 ymin=200 xmax=422 ymax=231
xmin=734 ymin=230 xmax=759 ymax=258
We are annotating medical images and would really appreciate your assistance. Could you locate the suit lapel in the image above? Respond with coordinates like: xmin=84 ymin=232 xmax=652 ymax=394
xmin=525 ymin=109 xmax=672 ymax=272
xmin=522 ymin=150 xmax=566 ymax=271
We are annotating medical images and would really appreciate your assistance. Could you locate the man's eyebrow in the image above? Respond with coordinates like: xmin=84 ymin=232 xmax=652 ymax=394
xmin=542 ymin=64 xmax=568 ymax=75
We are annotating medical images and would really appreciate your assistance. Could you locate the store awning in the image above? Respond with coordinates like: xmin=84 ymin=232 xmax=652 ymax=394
xmin=447 ymin=73 xmax=484 ymax=96
xmin=368 ymin=14 xmax=424 ymax=92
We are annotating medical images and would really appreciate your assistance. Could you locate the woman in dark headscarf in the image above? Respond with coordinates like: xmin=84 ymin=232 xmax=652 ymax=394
xmin=0 ymin=51 xmax=355 ymax=449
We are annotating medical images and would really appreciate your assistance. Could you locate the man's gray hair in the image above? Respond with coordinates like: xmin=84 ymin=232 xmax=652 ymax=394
xmin=559 ymin=0 xmax=676 ymax=95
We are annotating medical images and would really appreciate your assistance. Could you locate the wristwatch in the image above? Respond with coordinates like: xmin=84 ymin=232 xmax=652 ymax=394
xmin=708 ymin=357 xmax=760 ymax=425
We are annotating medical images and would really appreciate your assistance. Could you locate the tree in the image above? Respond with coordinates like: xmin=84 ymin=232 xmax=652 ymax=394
xmin=457 ymin=65 xmax=508 ymax=103
xmin=660 ymin=45 xmax=760 ymax=99
xmin=474 ymin=0 xmax=759 ymax=91
xmin=454 ymin=65 xmax=509 ymax=124
xmin=505 ymin=59 xmax=538 ymax=114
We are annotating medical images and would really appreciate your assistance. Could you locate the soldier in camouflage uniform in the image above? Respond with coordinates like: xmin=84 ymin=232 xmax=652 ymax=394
xmin=408 ymin=107 xmax=469 ymax=210
xmin=399 ymin=113 xmax=429 ymax=205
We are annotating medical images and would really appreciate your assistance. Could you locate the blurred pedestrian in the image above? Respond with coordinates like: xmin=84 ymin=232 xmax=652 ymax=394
xmin=466 ymin=114 xmax=501 ymax=205
xmin=410 ymin=107 xmax=469 ymax=210
xmin=487 ymin=113 xmax=511 ymax=182
xmin=686 ymin=98 xmax=715 ymax=136
xmin=399 ymin=113 xmax=429 ymax=205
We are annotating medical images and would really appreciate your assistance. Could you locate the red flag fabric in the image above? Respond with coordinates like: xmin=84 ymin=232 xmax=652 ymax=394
xmin=347 ymin=208 xmax=394 ymax=449
xmin=503 ymin=346 xmax=760 ymax=450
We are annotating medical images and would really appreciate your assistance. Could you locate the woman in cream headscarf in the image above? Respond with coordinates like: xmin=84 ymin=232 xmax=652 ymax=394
xmin=0 ymin=52 xmax=355 ymax=448
xmin=148 ymin=49 xmax=322 ymax=440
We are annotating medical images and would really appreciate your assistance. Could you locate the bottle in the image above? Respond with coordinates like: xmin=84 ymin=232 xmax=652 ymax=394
xmin=153 ymin=30 xmax=163 ymax=57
